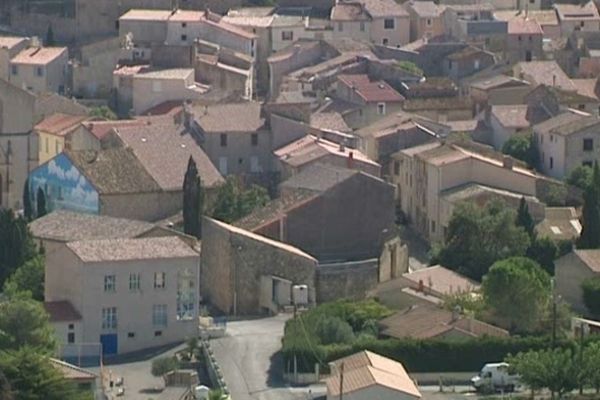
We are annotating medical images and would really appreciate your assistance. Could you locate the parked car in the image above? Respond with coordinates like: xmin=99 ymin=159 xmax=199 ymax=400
xmin=471 ymin=362 xmax=519 ymax=392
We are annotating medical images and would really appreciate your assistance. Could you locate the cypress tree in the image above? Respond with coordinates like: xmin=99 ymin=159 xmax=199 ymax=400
xmin=36 ymin=188 xmax=47 ymax=219
xmin=578 ymin=162 xmax=600 ymax=249
xmin=183 ymin=157 xmax=203 ymax=238
xmin=22 ymin=179 xmax=32 ymax=221
xmin=516 ymin=197 xmax=536 ymax=239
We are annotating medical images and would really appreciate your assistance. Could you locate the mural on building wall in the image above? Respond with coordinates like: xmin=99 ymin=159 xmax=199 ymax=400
xmin=29 ymin=153 xmax=99 ymax=214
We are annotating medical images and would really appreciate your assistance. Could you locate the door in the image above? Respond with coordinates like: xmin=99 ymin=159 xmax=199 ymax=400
xmin=100 ymin=334 xmax=118 ymax=356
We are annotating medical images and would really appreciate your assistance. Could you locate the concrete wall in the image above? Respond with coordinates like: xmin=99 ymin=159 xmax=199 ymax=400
xmin=100 ymin=190 xmax=182 ymax=222
xmin=505 ymin=33 xmax=544 ymax=63
xmin=132 ymin=71 xmax=203 ymax=114
xmin=201 ymin=218 xmax=318 ymax=315
xmin=556 ymin=252 xmax=597 ymax=314
xmin=0 ymin=38 xmax=29 ymax=82
xmin=317 ymin=259 xmax=379 ymax=303
xmin=332 ymin=20 xmax=371 ymax=43
xmin=73 ymin=38 xmax=121 ymax=99
xmin=120 ymin=19 xmax=167 ymax=47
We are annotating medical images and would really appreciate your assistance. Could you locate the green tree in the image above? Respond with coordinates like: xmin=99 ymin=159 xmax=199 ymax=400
xmin=502 ymin=134 xmax=538 ymax=168
xmin=0 ymin=346 xmax=92 ymax=400
xmin=45 ymin=25 xmax=55 ymax=46
xmin=516 ymin=197 xmax=536 ymax=239
xmin=0 ymin=297 xmax=55 ymax=353
xmin=567 ymin=165 xmax=593 ymax=191
xmin=584 ymin=342 xmax=600 ymax=393
xmin=434 ymin=200 xmax=530 ymax=281
xmin=508 ymin=348 xmax=578 ymax=399
xmin=151 ymin=356 xmax=179 ymax=381
xmin=582 ymin=277 xmax=600 ymax=316
xmin=577 ymin=164 xmax=600 ymax=249
xmin=526 ymin=236 xmax=558 ymax=276
xmin=182 ymin=156 xmax=204 ymax=238
xmin=3 ymin=255 xmax=45 ymax=301
xmin=22 ymin=179 xmax=32 ymax=221
xmin=211 ymin=177 xmax=269 ymax=223
xmin=208 ymin=389 xmax=224 ymax=400
xmin=0 ymin=209 xmax=37 ymax=288
xmin=482 ymin=257 xmax=551 ymax=333
xmin=88 ymin=106 xmax=117 ymax=120
xmin=315 ymin=316 xmax=355 ymax=345
xmin=36 ymin=187 xmax=47 ymax=218
xmin=0 ymin=369 xmax=12 ymax=400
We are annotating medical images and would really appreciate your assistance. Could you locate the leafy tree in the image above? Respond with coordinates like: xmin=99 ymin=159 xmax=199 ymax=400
xmin=0 ymin=346 xmax=92 ymax=400
xmin=582 ymin=277 xmax=600 ymax=316
xmin=0 ymin=209 xmax=37 ymax=288
xmin=45 ymin=25 xmax=55 ymax=46
xmin=36 ymin=187 xmax=47 ymax=218
xmin=502 ymin=134 xmax=538 ymax=168
xmin=577 ymin=164 xmax=600 ymax=249
xmin=516 ymin=197 xmax=536 ymax=239
xmin=0 ymin=297 xmax=55 ymax=354
xmin=88 ymin=106 xmax=117 ymax=120
xmin=507 ymin=348 xmax=578 ymax=399
xmin=3 ymin=255 xmax=44 ymax=301
xmin=434 ymin=200 xmax=530 ymax=281
xmin=567 ymin=165 xmax=593 ymax=191
xmin=211 ymin=177 xmax=269 ymax=223
xmin=482 ymin=257 xmax=551 ymax=333
xmin=527 ymin=236 xmax=558 ymax=276
xmin=183 ymin=157 xmax=204 ymax=238
xmin=209 ymin=389 xmax=224 ymax=400
xmin=22 ymin=179 xmax=32 ymax=221
xmin=584 ymin=342 xmax=600 ymax=393
xmin=0 ymin=369 xmax=12 ymax=400
xmin=151 ymin=356 xmax=179 ymax=381
xmin=315 ymin=316 xmax=355 ymax=345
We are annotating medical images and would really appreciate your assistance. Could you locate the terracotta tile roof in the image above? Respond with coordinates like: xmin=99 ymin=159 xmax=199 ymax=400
xmin=554 ymin=1 xmax=600 ymax=21
xmin=0 ymin=36 xmax=28 ymax=49
xmin=379 ymin=304 xmax=509 ymax=339
xmin=446 ymin=46 xmax=493 ymax=61
xmin=120 ymin=9 xmax=172 ymax=21
xmin=536 ymin=207 xmax=581 ymax=241
xmin=338 ymin=74 xmax=405 ymax=103
xmin=44 ymin=301 xmax=82 ymax=322
xmin=534 ymin=111 xmax=600 ymax=136
xmin=201 ymin=16 xmax=258 ymax=40
xmin=469 ymin=74 xmax=529 ymax=91
xmin=35 ymin=113 xmax=88 ymax=137
xmin=29 ymin=210 xmax=155 ymax=242
xmin=403 ymin=96 xmax=473 ymax=111
xmin=362 ymin=0 xmax=408 ymax=17
xmin=222 ymin=14 xmax=275 ymax=28
xmin=330 ymin=2 xmax=370 ymax=21
xmin=67 ymin=236 xmax=198 ymax=263
xmin=50 ymin=358 xmax=97 ymax=381
xmin=114 ymin=122 xmax=224 ymax=190
xmin=572 ymin=78 xmax=599 ymax=100
xmin=516 ymin=61 xmax=576 ymax=91
xmin=494 ymin=10 xmax=558 ymax=26
xmin=402 ymin=265 xmax=480 ymax=296
xmin=491 ymin=105 xmax=530 ymax=128
xmin=83 ymin=120 xmax=146 ymax=140
xmin=310 ymin=112 xmax=351 ymax=132
xmin=575 ymin=249 xmax=600 ymax=272
xmin=407 ymin=1 xmax=445 ymax=17
xmin=168 ymin=9 xmax=204 ymax=22
xmin=11 ymin=46 xmax=67 ymax=65
xmin=194 ymin=102 xmax=265 ymax=133
xmin=327 ymin=351 xmax=421 ymax=398
xmin=280 ymin=163 xmax=367 ymax=193
xmin=65 ymin=148 xmax=161 ymax=195
xmin=142 ymin=100 xmax=184 ymax=117
xmin=508 ymin=18 xmax=544 ymax=34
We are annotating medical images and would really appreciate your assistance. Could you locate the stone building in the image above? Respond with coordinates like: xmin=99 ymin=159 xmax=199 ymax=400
xmin=556 ymin=250 xmax=600 ymax=315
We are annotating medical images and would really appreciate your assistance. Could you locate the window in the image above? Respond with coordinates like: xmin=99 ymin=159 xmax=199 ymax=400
xmin=474 ymin=59 xmax=480 ymax=69
xmin=154 ymin=272 xmax=165 ymax=289
xmin=377 ymin=102 xmax=386 ymax=115
xmin=219 ymin=157 xmax=228 ymax=175
xmin=281 ymin=31 xmax=294 ymax=41
xmin=384 ymin=18 xmax=395 ymax=29
xmin=101 ymin=307 xmax=117 ymax=329
xmin=176 ymin=269 xmax=195 ymax=320
xmin=152 ymin=304 xmax=167 ymax=327
xmin=581 ymin=21 xmax=585 ymax=27
xmin=11 ymin=65 xmax=17 ymax=76
xmin=129 ymin=273 xmax=140 ymax=291
xmin=220 ymin=133 xmax=227 ymax=147
xmin=68 ymin=332 xmax=75 ymax=344
xmin=550 ymin=134 xmax=554 ymax=142
xmin=36 ymin=67 xmax=43 ymax=77
xmin=528 ymin=35 xmax=532 ymax=42
xmin=45 ymin=137 xmax=49 ymax=153
xmin=550 ymin=156 xmax=554 ymax=169
xmin=529 ymin=0 xmax=534 ymax=3
xmin=68 ymin=324 xmax=74 ymax=330
xmin=360 ymin=21 xmax=366 ymax=32
xmin=394 ymin=161 xmax=400 ymax=176
xmin=382 ymin=38 xmax=389 ymax=45
xmin=431 ymin=220 xmax=436 ymax=233
xmin=584 ymin=138 xmax=594 ymax=151
xmin=250 ymin=156 xmax=260 ymax=173
xmin=181 ymin=22 xmax=187 ymax=28
xmin=338 ymin=22 xmax=343 ymax=32
xmin=181 ymin=34 xmax=187 ymax=41
xmin=578 ymin=104 xmax=586 ymax=111
xmin=104 ymin=275 xmax=116 ymax=292
xmin=128 ymin=332 xmax=135 ymax=338
xmin=251 ymin=133 xmax=258 ymax=146
xmin=154 ymin=330 xmax=163 ymax=336
xmin=583 ymin=161 xmax=593 ymax=167
xmin=55 ymin=141 xmax=61 ymax=154
xmin=426 ymin=18 xmax=432 ymax=26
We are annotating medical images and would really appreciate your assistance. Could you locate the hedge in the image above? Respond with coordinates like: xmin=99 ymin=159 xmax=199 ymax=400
xmin=282 ymin=335 xmax=591 ymax=373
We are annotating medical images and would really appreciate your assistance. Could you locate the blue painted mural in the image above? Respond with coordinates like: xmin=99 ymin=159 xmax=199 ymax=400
xmin=29 ymin=153 xmax=99 ymax=214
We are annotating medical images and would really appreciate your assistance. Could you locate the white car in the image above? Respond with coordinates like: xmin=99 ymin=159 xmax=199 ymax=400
xmin=471 ymin=362 xmax=520 ymax=392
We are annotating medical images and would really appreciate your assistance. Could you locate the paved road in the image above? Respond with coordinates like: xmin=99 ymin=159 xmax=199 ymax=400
xmin=210 ymin=314 xmax=326 ymax=400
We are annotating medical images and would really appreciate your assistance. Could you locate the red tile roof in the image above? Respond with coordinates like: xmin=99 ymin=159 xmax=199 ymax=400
xmin=508 ymin=18 xmax=544 ymax=35
xmin=11 ymin=46 xmax=67 ymax=65
xmin=44 ymin=301 xmax=82 ymax=322
xmin=35 ymin=113 xmax=88 ymax=136
xmin=83 ymin=119 xmax=147 ymax=140
xmin=338 ymin=74 xmax=405 ymax=103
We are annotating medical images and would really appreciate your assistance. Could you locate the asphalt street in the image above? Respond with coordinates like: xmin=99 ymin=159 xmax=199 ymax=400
xmin=210 ymin=314 xmax=326 ymax=400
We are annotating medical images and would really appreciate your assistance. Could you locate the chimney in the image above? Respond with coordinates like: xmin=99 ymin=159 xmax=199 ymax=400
xmin=347 ymin=151 xmax=354 ymax=169
xmin=502 ymin=155 xmax=514 ymax=169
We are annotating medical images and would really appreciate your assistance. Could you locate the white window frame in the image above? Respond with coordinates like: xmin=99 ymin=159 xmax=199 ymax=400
xmin=129 ymin=273 xmax=140 ymax=291
xmin=104 ymin=275 xmax=116 ymax=292
xmin=377 ymin=102 xmax=386 ymax=115
xmin=102 ymin=307 xmax=117 ymax=329
xmin=154 ymin=272 xmax=166 ymax=289
xmin=152 ymin=304 xmax=168 ymax=327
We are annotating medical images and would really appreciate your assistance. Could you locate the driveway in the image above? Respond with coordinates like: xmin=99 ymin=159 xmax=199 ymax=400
xmin=210 ymin=314 xmax=325 ymax=400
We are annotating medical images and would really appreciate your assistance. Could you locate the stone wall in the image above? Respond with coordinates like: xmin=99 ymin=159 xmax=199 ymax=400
xmin=316 ymin=259 xmax=379 ymax=303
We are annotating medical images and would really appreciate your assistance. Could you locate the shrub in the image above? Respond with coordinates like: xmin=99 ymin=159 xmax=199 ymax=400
xmin=151 ymin=357 xmax=179 ymax=378
xmin=582 ymin=277 xmax=600 ymax=316
xmin=395 ymin=61 xmax=423 ymax=76
xmin=315 ymin=316 xmax=354 ymax=345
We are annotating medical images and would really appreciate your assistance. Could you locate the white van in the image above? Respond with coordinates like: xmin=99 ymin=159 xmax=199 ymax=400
xmin=471 ymin=362 xmax=520 ymax=392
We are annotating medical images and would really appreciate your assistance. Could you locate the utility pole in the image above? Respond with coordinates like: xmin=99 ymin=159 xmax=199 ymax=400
xmin=339 ymin=362 xmax=344 ymax=400
xmin=551 ymin=278 xmax=556 ymax=348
